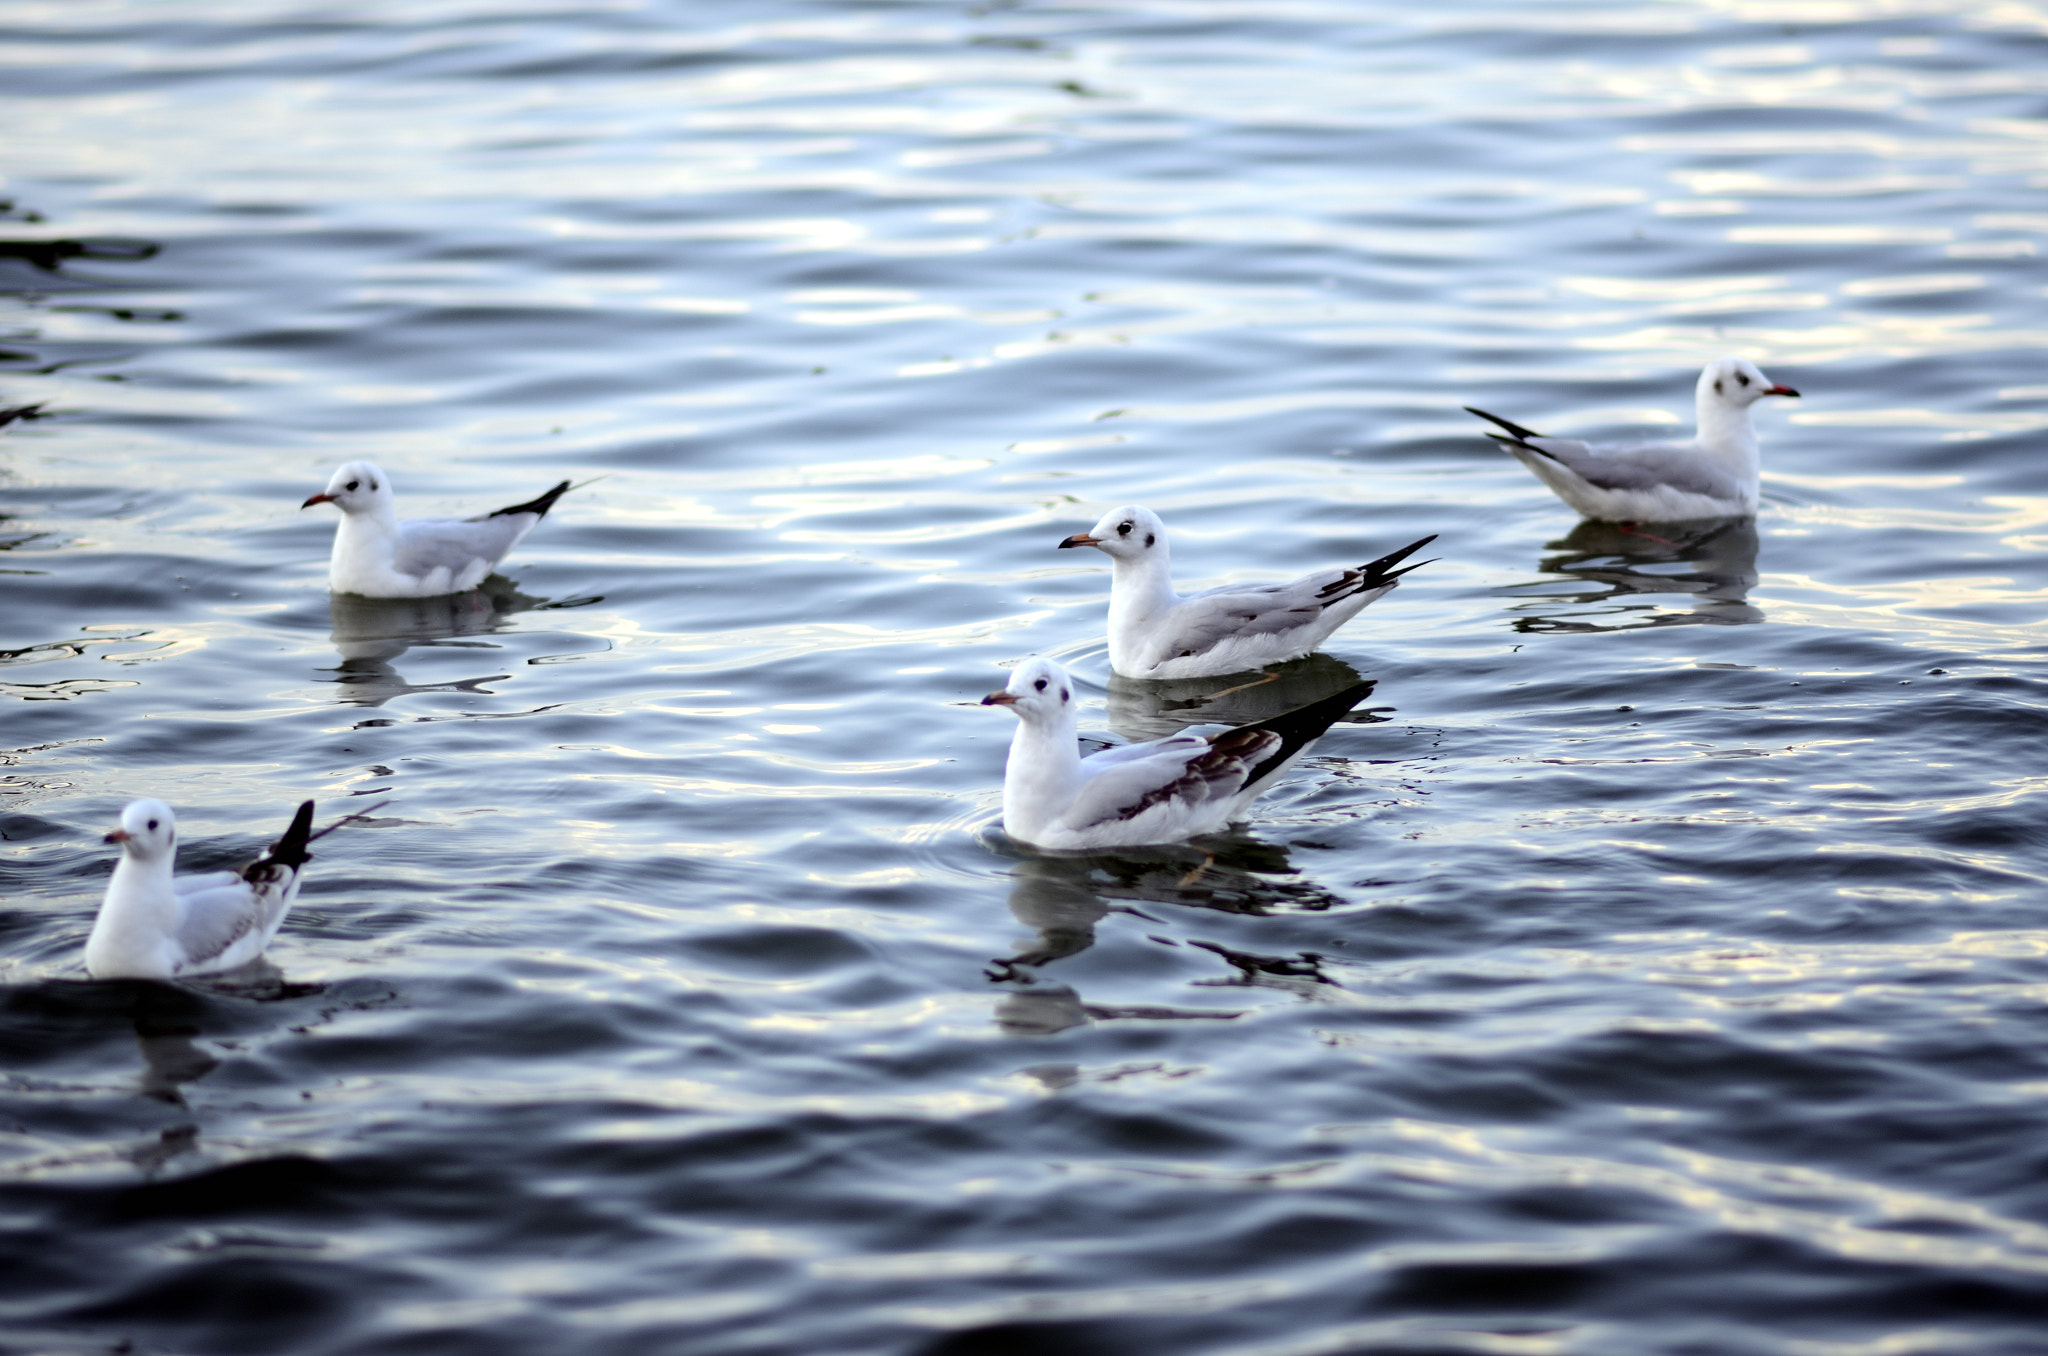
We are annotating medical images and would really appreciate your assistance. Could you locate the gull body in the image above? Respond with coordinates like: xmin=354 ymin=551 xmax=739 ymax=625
xmin=1059 ymin=506 xmax=1434 ymax=680
xmin=1467 ymin=356 xmax=1799 ymax=522
xmin=303 ymin=460 xmax=573 ymax=598
xmin=982 ymin=656 xmax=1372 ymax=851
xmin=84 ymin=799 xmax=316 ymax=981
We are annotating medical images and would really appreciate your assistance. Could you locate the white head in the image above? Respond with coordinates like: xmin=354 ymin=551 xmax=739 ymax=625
xmin=105 ymin=798 xmax=177 ymax=862
xmin=981 ymin=656 xmax=1078 ymax=728
xmin=1697 ymin=356 xmax=1799 ymax=412
xmin=302 ymin=460 xmax=396 ymax=517
xmin=1059 ymin=505 xmax=1170 ymax=567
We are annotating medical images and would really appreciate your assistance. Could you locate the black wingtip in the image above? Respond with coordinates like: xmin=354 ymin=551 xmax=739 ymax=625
xmin=1232 ymin=679 xmax=1377 ymax=792
xmin=1465 ymin=405 xmax=1545 ymax=444
xmin=256 ymin=799 xmax=318 ymax=874
xmin=0 ymin=402 xmax=47 ymax=429
xmin=1359 ymin=533 xmax=1438 ymax=584
xmin=488 ymin=479 xmax=575 ymax=520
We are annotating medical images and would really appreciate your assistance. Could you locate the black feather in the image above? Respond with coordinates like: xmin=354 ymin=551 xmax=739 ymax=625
xmin=1222 ymin=679 xmax=1377 ymax=793
xmin=243 ymin=800 xmax=316 ymax=881
xmin=487 ymin=479 xmax=574 ymax=520
xmin=1465 ymin=405 xmax=1546 ymax=444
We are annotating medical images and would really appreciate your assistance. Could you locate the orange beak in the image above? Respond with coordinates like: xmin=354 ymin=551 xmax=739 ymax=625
xmin=103 ymin=828 xmax=132 ymax=843
xmin=301 ymin=492 xmax=334 ymax=508
xmin=982 ymin=690 xmax=1020 ymax=706
xmin=1058 ymin=533 xmax=1101 ymax=550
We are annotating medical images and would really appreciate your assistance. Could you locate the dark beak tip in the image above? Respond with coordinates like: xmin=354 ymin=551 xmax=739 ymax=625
xmin=300 ymin=494 xmax=326 ymax=509
xmin=1057 ymin=533 xmax=1099 ymax=550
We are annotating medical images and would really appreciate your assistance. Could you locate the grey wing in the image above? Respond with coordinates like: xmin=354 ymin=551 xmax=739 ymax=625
xmin=1081 ymin=734 xmax=1210 ymax=769
xmin=1525 ymin=438 xmax=1740 ymax=501
xmin=392 ymin=516 xmax=526 ymax=578
xmin=1149 ymin=578 xmax=1343 ymax=661
xmin=171 ymin=880 xmax=268 ymax=969
xmin=1063 ymin=732 xmax=1276 ymax=829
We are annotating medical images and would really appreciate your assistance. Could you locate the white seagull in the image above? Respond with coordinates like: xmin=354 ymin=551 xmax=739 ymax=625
xmin=303 ymin=460 xmax=574 ymax=597
xmin=1058 ymin=505 xmax=1434 ymax=680
xmin=1467 ymin=356 xmax=1799 ymax=522
xmin=982 ymin=656 xmax=1372 ymax=851
xmin=85 ymin=799 xmax=317 ymax=980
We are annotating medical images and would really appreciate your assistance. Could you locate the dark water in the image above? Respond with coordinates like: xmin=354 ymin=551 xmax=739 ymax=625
xmin=6 ymin=2 xmax=2048 ymax=1352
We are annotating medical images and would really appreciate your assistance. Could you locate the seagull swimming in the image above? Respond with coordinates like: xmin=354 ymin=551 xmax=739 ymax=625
xmin=1466 ymin=356 xmax=1799 ymax=522
xmin=84 ymin=798 xmax=318 ymax=980
xmin=303 ymin=460 xmax=574 ymax=597
xmin=982 ymin=656 xmax=1373 ymax=850
xmin=1058 ymin=505 xmax=1433 ymax=680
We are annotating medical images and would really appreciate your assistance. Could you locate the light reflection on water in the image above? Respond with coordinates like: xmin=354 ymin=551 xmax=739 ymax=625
xmin=6 ymin=0 xmax=2048 ymax=1352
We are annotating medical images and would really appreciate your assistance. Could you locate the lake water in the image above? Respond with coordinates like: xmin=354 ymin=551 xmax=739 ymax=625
xmin=6 ymin=2 xmax=2048 ymax=1352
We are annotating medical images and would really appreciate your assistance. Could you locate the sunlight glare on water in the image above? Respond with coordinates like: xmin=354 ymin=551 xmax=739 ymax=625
xmin=5 ymin=1 xmax=2048 ymax=1353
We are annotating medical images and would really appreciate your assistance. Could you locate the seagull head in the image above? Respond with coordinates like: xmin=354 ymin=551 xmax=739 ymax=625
xmin=1700 ymin=355 xmax=1798 ymax=410
xmin=982 ymin=656 xmax=1076 ymax=724
xmin=302 ymin=460 xmax=395 ymax=515
xmin=1058 ymin=505 xmax=1168 ymax=566
xmin=105 ymin=798 xmax=176 ymax=859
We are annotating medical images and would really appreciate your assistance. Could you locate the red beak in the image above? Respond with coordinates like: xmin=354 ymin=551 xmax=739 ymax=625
xmin=301 ymin=492 xmax=334 ymax=508
xmin=1058 ymin=533 xmax=1101 ymax=550
xmin=1764 ymin=385 xmax=1799 ymax=398
xmin=103 ymin=828 xmax=132 ymax=844
xmin=982 ymin=690 xmax=1020 ymax=706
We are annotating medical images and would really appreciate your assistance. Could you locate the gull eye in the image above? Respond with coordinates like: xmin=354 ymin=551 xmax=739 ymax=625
xmin=146 ymin=819 xmax=158 ymax=831
xmin=1736 ymin=372 xmax=1750 ymax=387
xmin=1713 ymin=380 xmax=1723 ymax=395
xmin=345 ymin=480 xmax=360 ymax=492
xmin=1034 ymin=678 xmax=1048 ymax=691
xmin=1117 ymin=521 xmax=1133 ymax=536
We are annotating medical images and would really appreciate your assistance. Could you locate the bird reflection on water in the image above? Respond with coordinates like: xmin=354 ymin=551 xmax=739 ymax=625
xmin=1101 ymin=650 xmax=1382 ymax=743
xmin=1505 ymin=516 xmax=1762 ymax=634
xmin=324 ymin=578 xmax=597 ymax=706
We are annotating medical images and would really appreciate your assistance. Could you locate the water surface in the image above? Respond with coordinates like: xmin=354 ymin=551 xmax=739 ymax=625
xmin=6 ymin=2 xmax=2048 ymax=1353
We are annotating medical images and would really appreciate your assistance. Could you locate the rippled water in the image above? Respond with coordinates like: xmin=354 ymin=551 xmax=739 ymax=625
xmin=6 ymin=2 xmax=2048 ymax=1352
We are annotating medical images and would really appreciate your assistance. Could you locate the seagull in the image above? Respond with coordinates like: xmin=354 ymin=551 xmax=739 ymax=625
xmin=982 ymin=656 xmax=1373 ymax=850
xmin=302 ymin=460 xmax=574 ymax=597
xmin=1057 ymin=505 xmax=1433 ymax=680
xmin=84 ymin=799 xmax=317 ymax=980
xmin=1466 ymin=356 xmax=1799 ymax=522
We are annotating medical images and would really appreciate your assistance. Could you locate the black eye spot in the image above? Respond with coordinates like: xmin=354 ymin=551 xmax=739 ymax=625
xmin=368 ymin=479 xmax=378 ymax=490
xmin=1117 ymin=521 xmax=1133 ymax=536
xmin=1713 ymin=380 xmax=1723 ymax=395
xmin=345 ymin=480 xmax=359 ymax=491
xmin=1736 ymin=372 xmax=1750 ymax=387
xmin=147 ymin=819 xmax=158 ymax=831
xmin=1144 ymin=533 xmax=1155 ymax=547
xmin=1034 ymin=678 xmax=1047 ymax=691
xmin=1060 ymin=688 xmax=1069 ymax=702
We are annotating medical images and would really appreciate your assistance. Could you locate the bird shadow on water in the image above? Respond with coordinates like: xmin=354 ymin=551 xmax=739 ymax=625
xmin=323 ymin=577 xmax=601 ymax=707
xmin=0 ymin=971 xmax=329 ymax=1176
xmin=1101 ymin=650 xmax=1383 ymax=742
xmin=1501 ymin=516 xmax=1761 ymax=634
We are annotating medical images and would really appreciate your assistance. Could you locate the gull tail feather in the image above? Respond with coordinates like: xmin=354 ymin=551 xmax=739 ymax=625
xmin=247 ymin=800 xmax=317 ymax=877
xmin=487 ymin=479 xmax=575 ymax=520
xmin=1223 ymin=680 xmax=1377 ymax=794
xmin=1359 ymin=533 xmax=1438 ymax=586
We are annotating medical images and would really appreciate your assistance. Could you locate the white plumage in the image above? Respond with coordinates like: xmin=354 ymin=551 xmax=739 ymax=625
xmin=1468 ymin=356 xmax=1799 ymax=522
xmin=982 ymin=656 xmax=1372 ymax=851
xmin=303 ymin=460 xmax=574 ymax=598
xmin=84 ymin=799 xmax=316 ymax=981
xmin=1058 ymin=505 xmax=1434 ymax=680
